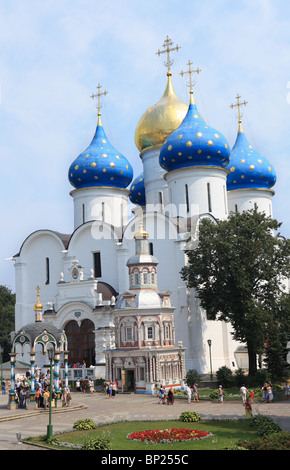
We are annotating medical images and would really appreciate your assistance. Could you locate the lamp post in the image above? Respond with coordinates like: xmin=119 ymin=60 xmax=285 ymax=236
xmin=47 ymin=347 xmax=55 ymax=440
xmin=207 ymin=339 xmax=213 ymax=381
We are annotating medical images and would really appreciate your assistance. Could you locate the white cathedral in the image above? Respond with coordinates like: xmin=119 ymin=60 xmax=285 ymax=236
xmin=11 ymin=38 xmax=277 ymax=387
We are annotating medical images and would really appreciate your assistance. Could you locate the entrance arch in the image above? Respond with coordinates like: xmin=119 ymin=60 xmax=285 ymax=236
xmin=65 ymin=319 xmax=95 ymax=366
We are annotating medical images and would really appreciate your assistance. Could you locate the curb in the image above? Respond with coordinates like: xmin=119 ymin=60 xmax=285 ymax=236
xmin=0 ymin=404 xmax=87 ymax=423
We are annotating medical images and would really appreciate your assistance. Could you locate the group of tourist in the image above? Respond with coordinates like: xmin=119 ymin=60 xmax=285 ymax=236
xmin=154 ymin=384 xmax=176 ymax=405
xmin=0 ymin=369 xmax=72 ymax=409
xmin=76 ymin=377 xmax=95 ymax=394
xmin=104 ymin=380 xmax=118 ymax=398
xmin=186 ymin=384 xmax=200 ymax=404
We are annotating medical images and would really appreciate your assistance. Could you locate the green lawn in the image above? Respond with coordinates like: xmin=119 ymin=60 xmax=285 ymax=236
xmin=46 ymin=419 xmax=257 ymax=450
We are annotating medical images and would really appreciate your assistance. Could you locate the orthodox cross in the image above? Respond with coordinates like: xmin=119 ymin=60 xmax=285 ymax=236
xmin=230 ymin=94 xmax=248 ymax=124
xmin=36 ymin=285 xmax=40 ymax=301
xmin=90 ymin=84 xmax=108 ymax=115
xmin=156 ymin=36 xmax=180 ymax=74
xmin=180 ymin=60 xmax=201 ymax=92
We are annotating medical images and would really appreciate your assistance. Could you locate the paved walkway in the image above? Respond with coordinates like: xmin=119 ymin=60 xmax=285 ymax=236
xmin=0 ymin=391 xmax=289 ymax=450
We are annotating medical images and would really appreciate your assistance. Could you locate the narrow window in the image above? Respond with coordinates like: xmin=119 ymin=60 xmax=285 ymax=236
xmin=149 ymin=242 xmax=154 ymax=256
xmin=147 ymin=326 xmax=154 ymax=339
xmin=134 ymin=273 xmax=139 ymax=285
xmin=235 ymin=204 xmax=238 ymax=212
xmin=165 ymin=325 xmax=170 ymax=339
xmin=185 ymin=184 xmax=189 ymax=213
xmin=101 ymin=202 xmax=105 ymax=222
xmin=126 ymin=327 xmax=133 ymax=341
xmin=45 ymin=257 xmax=50 ymax=285
xmin=143 ymin=272 xmax=148 ymax=285
xmin=223 ymin=185 xmax=227 ymax=214
xmin=82 ymin=204 xmax=85 ymax=224
xmin=93 ymin=252 xmax=102 ymax=278
xmin=207 ymin=182 xmax=212 ymax=212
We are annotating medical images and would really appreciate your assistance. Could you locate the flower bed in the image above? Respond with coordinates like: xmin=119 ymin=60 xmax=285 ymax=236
xmin=127 ymin=428 xmax=212 ymax=444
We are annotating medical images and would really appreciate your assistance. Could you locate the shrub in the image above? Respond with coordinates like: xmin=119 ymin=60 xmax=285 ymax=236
xmin=234 ymin=368 xmax=246 ymax=387
xmin=250 ymin=414 xmax=282 ymax=437
xmin=209 ymin=389 xmax=228 ymax=400
xmin=238 ymin=432 xmax=290 ymax=450
xmin=179 ymin=411 xmax=201 ymax=422
xmin=73 ymin=418 xmax=97 ymax=430
xmin=185 ymin=369 xmax=201 ymax=387
xmin=82 ymin=432 xmax=112 ymax=450
xmin=216 ymin=366 xmax=233 ymax=387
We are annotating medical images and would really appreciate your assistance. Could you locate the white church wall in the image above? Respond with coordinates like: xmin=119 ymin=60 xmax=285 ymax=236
xmin=227 ymin=189 xmax=274 ymax=216
xmin=70 ymin=186 xmax=130 ymax=230
xmin=67 ymin=221 xmax=120 ymax=292
xmin=14 ymin=231 xmax=65 ymax=330
xmin=165 ymin=167 xmax=229 ymax=220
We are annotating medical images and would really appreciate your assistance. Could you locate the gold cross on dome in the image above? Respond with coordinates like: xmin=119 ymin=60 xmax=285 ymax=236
xmin=90 ymin=84 xmax=108 ymax=115
xmin=156 ymin=36 xmax=181 ymax=75
xmin=230 ymin=94 xmax=248 ymax=124
xmin=180 ymin=60 xmax=201 ymax=92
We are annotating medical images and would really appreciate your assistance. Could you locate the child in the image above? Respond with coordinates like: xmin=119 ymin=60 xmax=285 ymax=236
xmin=250 ymin=390 xmax=254 ymax=403
xmin=245 ymin=398 xmax=252 ymax=419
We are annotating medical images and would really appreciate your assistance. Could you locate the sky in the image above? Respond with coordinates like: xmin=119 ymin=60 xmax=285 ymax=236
xmin=0 ymin=0 xmax=290 ymax=291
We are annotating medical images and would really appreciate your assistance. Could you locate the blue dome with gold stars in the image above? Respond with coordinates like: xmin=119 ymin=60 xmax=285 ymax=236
xmin=69 ymin=117 xmax=133 ymax=190
xmin=226 ymin=125 xmax=276 ymax=191
xmin=129 ymin=172 xmax=146 ymax=206
xmin=159 ymin=95 xmax=230 ymax=173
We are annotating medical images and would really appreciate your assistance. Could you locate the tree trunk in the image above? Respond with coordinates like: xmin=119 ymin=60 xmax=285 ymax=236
xmin=247 ymin=345 xmax=257 ymax=376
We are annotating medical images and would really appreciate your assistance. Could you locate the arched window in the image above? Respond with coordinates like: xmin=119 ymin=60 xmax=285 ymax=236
xmin=64 ymin=319 xmax=95 ymax=365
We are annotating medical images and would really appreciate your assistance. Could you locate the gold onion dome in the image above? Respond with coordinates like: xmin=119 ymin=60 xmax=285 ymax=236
xmin=134 ymin=72 xmax=188 ymax=153
xmin=34 ymin=286 xmax=43 ymax=311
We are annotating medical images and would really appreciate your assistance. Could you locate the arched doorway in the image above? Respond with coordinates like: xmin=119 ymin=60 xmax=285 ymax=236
xmin=65 ymin=319 xmax=95 ymax=366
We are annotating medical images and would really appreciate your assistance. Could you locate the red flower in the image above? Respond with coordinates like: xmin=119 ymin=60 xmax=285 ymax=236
xmin=127 ymin=428 xmax=211 ymax=443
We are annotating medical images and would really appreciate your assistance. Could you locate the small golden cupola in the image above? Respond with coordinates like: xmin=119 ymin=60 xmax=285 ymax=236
xmin=34 ymin=286 xmax=43 ymax=322
xmin=134 ymin=36 xmax=188 ymax=154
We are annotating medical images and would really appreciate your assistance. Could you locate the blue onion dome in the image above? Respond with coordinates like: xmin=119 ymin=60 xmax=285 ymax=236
xmin=226 ymin=123 xmax=276 ymax=191
xmin=159 ymin=93 xmax=230 ymax=173
xmin=129 ymin=172 xmax=146 ymax=206
xmin=69 ymin=115 xmax=133 ymax=190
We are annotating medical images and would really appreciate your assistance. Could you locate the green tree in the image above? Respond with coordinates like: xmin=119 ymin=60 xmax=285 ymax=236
xmin=181 ymin=209 xmax=290 ymax=376
xmin=0 ymin=285 xmax=15 ymax=362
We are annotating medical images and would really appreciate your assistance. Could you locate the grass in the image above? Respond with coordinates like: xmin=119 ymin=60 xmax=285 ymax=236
xmin=29 ymin=419 xmax=258 ymax=450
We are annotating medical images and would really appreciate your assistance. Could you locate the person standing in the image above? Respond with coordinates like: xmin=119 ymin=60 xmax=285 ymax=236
xmin=108 ymin=380 xmax=113 ymax=398
xmin=62 ymin=385 xmax=68 ymax=406
xmin=159 ymin=385 xmax=165 ymax=404
xmin=245 ymin=398 xmax=253 ymax=419
xmin=249 ymin=390 xmax=254 ymax=403
xmin=218 ymin=385 xmax=223 ymax=403
xmin=262 ymin=383 xmax=268 ymax=402
xmin=167 ymin=387 xmax=174 ymax=405
xmin=240 ymin=384 xmax=248 ymax=405
xmin=88 ymin=378 xmax=94 ymax=394
xmin=192 ymin=384 xmax=199 ymax=403
xmin=267 ymin=384 xmax=274 ymax=403
xmin=81 ymin=378 xmax=86 ymax=394
xmin=186 ymin=385 xmax=192 ymax=404
xmin=76 ymin=378 xmax=81 ymax=393
xmin=43 ymin=388 xmax=49 ymax=410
